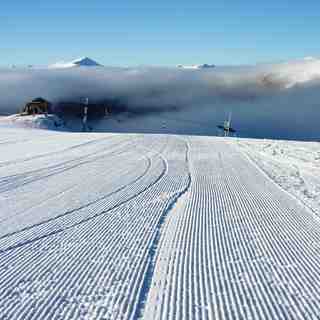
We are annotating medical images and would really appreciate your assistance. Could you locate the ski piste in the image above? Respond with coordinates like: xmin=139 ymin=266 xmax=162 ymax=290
xmin=1 ymin=127 xmax=320 ymax=319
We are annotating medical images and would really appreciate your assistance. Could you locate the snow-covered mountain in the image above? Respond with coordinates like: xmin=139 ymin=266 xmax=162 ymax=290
xmin=49 ymin=57 xmax=102 ymax=69
xmin=177 ymin=63 xmax=215 ymax=69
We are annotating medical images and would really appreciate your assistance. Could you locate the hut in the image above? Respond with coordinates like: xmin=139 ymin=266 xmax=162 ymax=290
xmin=21 ymin=97 xmax=51 ymax=115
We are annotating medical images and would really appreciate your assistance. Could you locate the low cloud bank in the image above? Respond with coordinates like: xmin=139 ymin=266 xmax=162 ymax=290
xmin=0 ymin=65 xmax=273 ymax=113
xmin=1 ymin=59 xmax=320 ymax=139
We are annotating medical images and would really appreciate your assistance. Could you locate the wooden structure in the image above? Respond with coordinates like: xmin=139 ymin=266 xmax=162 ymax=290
xmin=21 ymin=98 xmax=51 ymax=116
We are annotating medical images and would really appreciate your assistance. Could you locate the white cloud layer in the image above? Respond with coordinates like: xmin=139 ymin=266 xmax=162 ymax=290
xmin=1 ymin=58 xmax=320 ymax=139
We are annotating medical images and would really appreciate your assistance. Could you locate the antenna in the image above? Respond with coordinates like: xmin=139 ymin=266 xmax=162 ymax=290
xmin=82 ymin=97 xmax=89 ymax=131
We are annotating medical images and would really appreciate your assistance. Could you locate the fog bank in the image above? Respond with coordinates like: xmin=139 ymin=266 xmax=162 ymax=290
xmin=1 ymin=58 xmax=320 ymax=140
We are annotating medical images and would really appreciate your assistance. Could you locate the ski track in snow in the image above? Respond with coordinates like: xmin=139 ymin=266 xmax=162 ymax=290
xmin=238 ymin=139 xmax=320 ymax=218
xmin=1 ymin=128 xmax=320 ymax=319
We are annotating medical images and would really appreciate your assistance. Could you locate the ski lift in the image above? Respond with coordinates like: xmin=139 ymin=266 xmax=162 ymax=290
xmin=217 ymin=112 xmax=236 ymax=137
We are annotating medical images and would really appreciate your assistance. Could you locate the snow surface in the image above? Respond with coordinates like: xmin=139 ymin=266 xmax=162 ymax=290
xmin=1 ymin=125 xmax=320 ymax=319
xmin=238 ymin=138 xmax=320 ymax=217
xmin=0 ymin=114 xmax=66 ymax=130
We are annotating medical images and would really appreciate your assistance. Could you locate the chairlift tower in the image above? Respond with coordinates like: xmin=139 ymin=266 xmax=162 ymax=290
xmin=224 ymin=113 xmax=232 ymax=137
xmin=82 ymin=98 xmax=89 ymax=132
xmin=217 ymin=112 xmax=236 ymax=137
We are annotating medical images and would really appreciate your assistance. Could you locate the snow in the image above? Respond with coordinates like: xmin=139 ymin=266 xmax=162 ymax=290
xmin=1 ymin=125 xmax=320 ymax=319
xmin=238 ymin=138 xmax=320 ymax=217
xmin=0 ymin=114 xmax=66 ymax=130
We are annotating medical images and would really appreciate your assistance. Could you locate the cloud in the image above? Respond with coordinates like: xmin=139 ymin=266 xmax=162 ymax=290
xmin=0 ymin=65 xmax=276 ymax=114
xmin=1 ymin=59 xmax=320 ymax=139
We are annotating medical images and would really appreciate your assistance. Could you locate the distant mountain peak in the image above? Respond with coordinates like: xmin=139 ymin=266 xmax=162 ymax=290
xmin=177 ymin=63 xmax=215 ymax=69
xmin=49 ymin=57 xmax=103 ymax=69
xmin=71 ymin=57 xmax=102 ymax=66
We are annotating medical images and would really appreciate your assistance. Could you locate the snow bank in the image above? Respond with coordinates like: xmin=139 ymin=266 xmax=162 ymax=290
xmin=0 ymin=114 xmax=66 ymax=131
xmin=1 ymin=58 xmax=320 ymax=139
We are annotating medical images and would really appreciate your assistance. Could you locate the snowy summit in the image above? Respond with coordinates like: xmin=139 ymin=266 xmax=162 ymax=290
xmin=49 ymin=57 xmax=102 ymax=68
xmin=177 ymin=63 xmax=215 ymax=69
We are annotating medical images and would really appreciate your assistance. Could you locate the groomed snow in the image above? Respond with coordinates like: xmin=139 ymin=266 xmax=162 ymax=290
xmin=1 ymin=126 xmax=320 ymax=319
xmin=238 ymin=138 xmax=320 ymax=217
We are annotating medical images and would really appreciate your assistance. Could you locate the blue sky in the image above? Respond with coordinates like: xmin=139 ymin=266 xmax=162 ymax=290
xmin=1 ymin=0 xmax=320 ymax=66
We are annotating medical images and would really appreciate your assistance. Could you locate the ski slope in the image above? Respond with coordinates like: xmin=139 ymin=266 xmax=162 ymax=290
xmin=1 ymin=127 xmax=320 ymax=319
xmin=238 ymin=139 xmax=320 ymax=217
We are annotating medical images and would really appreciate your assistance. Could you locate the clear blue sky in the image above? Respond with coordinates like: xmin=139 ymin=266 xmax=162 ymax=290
xmin=1 ymin=0 xmax=320 ymax=66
